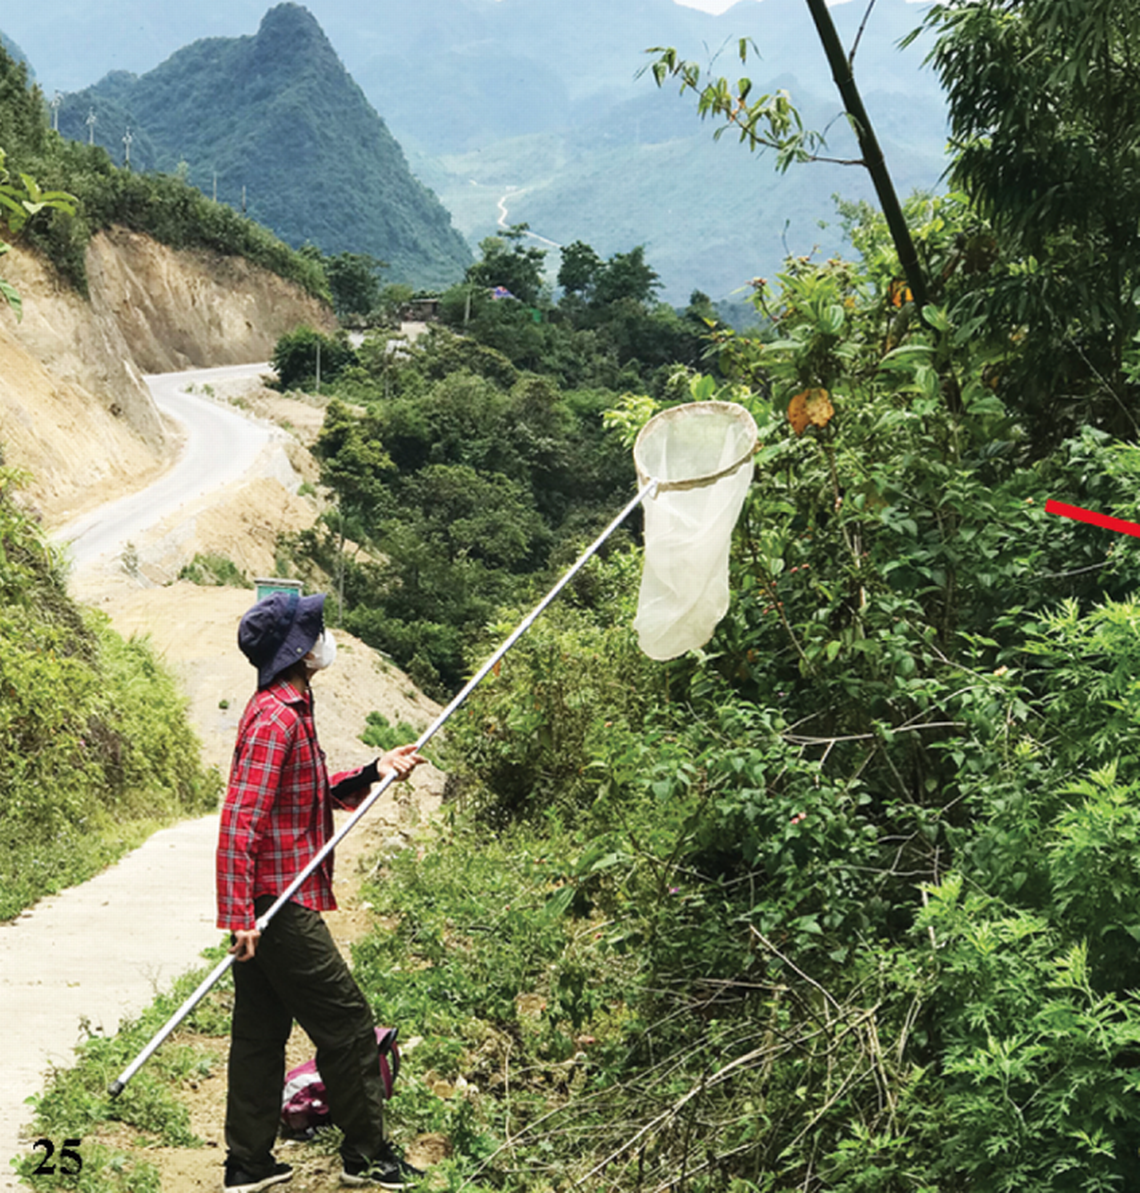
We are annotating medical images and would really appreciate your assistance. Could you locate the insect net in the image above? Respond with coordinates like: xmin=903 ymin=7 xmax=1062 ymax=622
xmin=632 ymin=401 xmax=758 ymax=660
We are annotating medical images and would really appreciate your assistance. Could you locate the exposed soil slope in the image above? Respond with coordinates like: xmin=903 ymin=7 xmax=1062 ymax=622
xmin=0 ymin=227 xmax=334 ymax=526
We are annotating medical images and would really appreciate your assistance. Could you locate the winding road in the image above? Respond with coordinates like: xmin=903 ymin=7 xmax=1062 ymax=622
xmin=3 ymin=363 xmax=275 ymax=1188
xmin=58 ymin=362 xmax=276 ymax=570
xmin=495 ymin=188 xmax=562 ymax=250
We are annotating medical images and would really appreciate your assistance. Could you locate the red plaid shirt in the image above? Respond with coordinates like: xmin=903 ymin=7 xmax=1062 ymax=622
xmin=216 ymin=679 xmax=375 ymax=932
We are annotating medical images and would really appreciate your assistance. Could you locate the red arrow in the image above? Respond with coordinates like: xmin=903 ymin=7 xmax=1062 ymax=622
xmin=1045 ymin=499 xmax=1140 ymax=539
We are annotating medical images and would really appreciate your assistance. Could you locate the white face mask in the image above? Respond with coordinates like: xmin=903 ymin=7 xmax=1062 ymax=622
xmin=305 ymin=629 xmax=337 ymax=672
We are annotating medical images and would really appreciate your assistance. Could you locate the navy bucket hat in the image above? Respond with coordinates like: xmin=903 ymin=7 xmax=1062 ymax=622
xmin=238 ymin=590 xmax=326 ymax=689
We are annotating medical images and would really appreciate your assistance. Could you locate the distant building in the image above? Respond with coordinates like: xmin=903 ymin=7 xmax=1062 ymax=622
xmin=402 ymin=296 xmax=442 ymax=322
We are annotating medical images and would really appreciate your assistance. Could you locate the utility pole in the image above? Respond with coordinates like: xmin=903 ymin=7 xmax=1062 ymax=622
xmin=86 ymin=109 xmax=97 ymax=145
xmin=50 ymin=92 xmax=61 ymax=132
xmin=122 ymin=127 xmax=133 ymax=169
xmin=803 ymin=0 xmax=930 ymax=315
xmin=336 ymin=505 xmax=346 ymax=626
xmin=241 ymin=184 xmax=247 ymax=214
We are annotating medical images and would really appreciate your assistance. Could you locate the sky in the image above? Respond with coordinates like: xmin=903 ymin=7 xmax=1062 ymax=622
xmin=675 ymin=0 xmax=812 ymax=9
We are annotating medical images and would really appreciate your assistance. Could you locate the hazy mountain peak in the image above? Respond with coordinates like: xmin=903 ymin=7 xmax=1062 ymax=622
xmin=259 ymin=1 xmax=323 ymax=35
xmin=54 ymin=6 xmax=472 ymax=287
xmin=255 ymin=4 xmax=331 ymax=57
xmin=245 ymin=3 xmax=343 ymax=85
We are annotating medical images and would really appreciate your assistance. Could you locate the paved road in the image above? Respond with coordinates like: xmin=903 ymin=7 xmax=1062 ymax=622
xmin=4 ymin=363 xmax=272 ymax=1187
xmin=2 ymin=818 xmax=222 ymax=1188
xmin=57 ymin=362 xmax=275 ymax=569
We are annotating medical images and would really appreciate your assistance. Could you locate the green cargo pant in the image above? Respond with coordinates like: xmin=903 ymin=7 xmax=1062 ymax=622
xmin=225 ymin=896 xmax=387 ymax=1171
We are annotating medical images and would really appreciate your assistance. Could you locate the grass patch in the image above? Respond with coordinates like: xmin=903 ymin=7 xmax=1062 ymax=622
xmin=14 ymin=950 xmax=233 ymax=1190
xmin=1 ymin=815 xmax=184 ymax=923
xmin=359 ymin=711 xmax=421 ymax=753
xmin=177 ymin=554 xmax=252 ymax=589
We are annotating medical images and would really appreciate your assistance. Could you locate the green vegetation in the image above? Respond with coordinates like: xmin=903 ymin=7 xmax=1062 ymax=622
xmin=290 ymin=329 xmax=635 ymax=692
xmin=176 ymin=553 xmax=252 ymax=589
xmin=319 ymin=250 xmax=388 ymax=321
xmin=0 ymin=146 xmax=75 ymax=317
xmin=359 ymin=711 xmax=420 ymax=754
xmin=19 ymin=3 xmax=1140 ymax=1190
xmin=271 ymin=325 xmax=358 ymax=392
xmin=54 ymin=5 xmax=471 ymax=289
xmin=0 ymin=474 xmax=219 ymax=920
xmin=0 ymin=42 xmax=328 ymax=300
xmin=353 ymin=191 xmax=1140 ymax=1187
xmin=916 ymin=0 xmax=1140 ymax=445
xmin=273 ymin=230 xmax=739 ymax=695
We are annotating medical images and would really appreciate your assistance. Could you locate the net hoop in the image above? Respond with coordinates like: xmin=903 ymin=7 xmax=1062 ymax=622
xmin=633 ymin=400 xmax=758 ymax=493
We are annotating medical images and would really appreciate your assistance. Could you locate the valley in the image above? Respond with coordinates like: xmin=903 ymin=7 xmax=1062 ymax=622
xmin=3 ymin=0 xmax=949 ymax=303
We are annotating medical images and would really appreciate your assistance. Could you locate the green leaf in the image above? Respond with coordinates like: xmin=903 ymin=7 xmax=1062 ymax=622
xmin=821 ymin=304 xmax=845 ymax=335
xmin=921 ymin=304 xmax=950 ymax=332
xmin=0 ymin=277 xmax=22 ymax=321
xmin=540 ymin=885 xmax=575 ymax=923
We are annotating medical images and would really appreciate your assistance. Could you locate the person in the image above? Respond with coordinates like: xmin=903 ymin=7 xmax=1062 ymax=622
xmin=216 ymin=589 xmax=426 ymax=1192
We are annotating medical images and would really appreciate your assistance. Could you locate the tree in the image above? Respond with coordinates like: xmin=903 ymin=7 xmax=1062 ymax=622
xmin=684 ymin=289 xmax=719 ymax=327
xmin=325 ymin=251 xmax=387 ymax=319
xmin=592 ymin=245 xmax=660 ymax=307
xmin=465 ymin=224 xmax=546 ymax=307
xmin=558 ymin=240 xmax=601 ymax=297
xmin=375 ymin=282 xmax=414 ymax=325
xmin=917 ymin=0 xmax=1140 ymax=438
xmin=271 ymin=326 xmax=357 ymax=390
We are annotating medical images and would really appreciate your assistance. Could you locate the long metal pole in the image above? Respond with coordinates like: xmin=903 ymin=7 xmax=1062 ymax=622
xmin=109 ymin=476 xmax=657 ymax=1097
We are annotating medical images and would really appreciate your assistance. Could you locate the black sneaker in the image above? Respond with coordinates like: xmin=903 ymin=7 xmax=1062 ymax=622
xmin=341 ymin=1148 xmax=423 ymax=1189
xmin=223 ymin=1159 xmax=293 ymax=1192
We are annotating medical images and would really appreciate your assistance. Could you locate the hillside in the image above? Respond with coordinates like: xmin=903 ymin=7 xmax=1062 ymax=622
xmin=54 ymin=5 xmax=472 ymax=288
xmin=423 ymin=77 xmax=947 ymax=303
xmin=2 ymin=0 xmax=947 ymax=302
xmin=0 ymin=225 xmax=335 ymax=525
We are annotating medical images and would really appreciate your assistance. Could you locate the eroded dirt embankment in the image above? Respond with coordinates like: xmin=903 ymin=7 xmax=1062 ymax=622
xmin=0 ymin=227 xmax=335 ymax=525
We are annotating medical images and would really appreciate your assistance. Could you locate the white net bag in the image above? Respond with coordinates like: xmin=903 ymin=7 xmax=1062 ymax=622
xmin=632 ymin=401 xmax=758 ymax=660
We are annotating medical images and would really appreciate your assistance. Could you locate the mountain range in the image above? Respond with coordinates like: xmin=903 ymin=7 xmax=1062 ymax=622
xmin=1 ymin=0 xmax=949 ymax=301
xmin=46 ymin=6 xmax=471 ymax=287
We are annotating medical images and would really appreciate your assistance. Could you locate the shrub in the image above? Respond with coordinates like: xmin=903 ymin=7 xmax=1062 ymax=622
xmin=0 ymin=473 xmax=218 ymax=917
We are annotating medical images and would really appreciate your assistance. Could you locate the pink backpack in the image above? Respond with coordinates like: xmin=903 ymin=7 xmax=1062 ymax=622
xmin=280 ymin=1026 xmax=401 ymax=1137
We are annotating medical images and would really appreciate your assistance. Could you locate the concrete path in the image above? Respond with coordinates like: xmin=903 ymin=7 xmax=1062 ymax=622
xmin=2 ymin=815 xmax=220 ymax=1188
xmin=3 ymin=362 xmax=274 ymax=1187
xmin=57 ymin=363 xmax=275 ymax=570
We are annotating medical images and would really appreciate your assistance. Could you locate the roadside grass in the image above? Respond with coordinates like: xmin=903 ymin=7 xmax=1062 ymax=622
xmin=0 ymin=815 xmax=187 ymax=924
xmin=0 ymin=603 xmax=221 ymax=921
xmin=13 ymin=813 xmax=644 ymax=1192
xmin=12 ymin=950 xmax=232 ymax=1190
